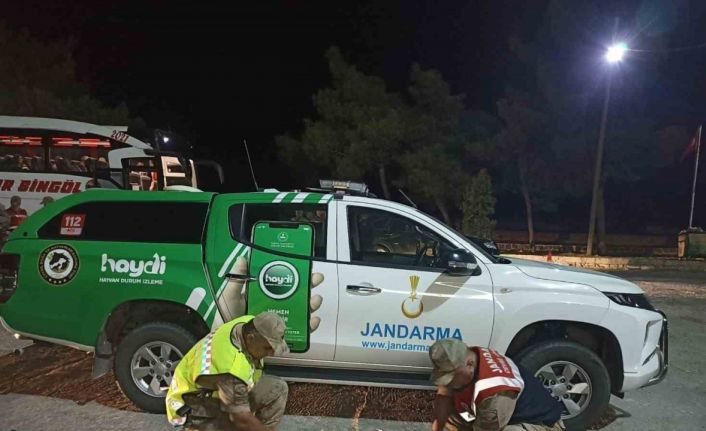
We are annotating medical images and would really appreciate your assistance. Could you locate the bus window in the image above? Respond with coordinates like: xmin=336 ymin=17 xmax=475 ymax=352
xmin=49 ymin=137 xmax=111 ymax=174
xmin=0 ymin=136 xmax=44 ymax=172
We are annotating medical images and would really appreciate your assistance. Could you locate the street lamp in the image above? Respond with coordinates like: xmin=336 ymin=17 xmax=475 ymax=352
xmin=586 ymin=25 xmax=626 ymax=255
xmin=605 ymin=42 xmax=627 ymax=63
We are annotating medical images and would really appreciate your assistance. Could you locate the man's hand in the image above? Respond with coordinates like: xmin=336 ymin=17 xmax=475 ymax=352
xmin=220 ymin=256 xmax=324 ymax=332
xmin=432 ymin=387 xmax=454 ymax=431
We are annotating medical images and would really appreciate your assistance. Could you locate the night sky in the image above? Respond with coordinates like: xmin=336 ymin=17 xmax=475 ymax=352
xmin=4 ymin=0 xmax=706 ymax=229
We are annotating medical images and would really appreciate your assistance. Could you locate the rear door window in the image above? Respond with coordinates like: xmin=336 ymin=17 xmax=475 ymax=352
xmin=229 ymin=203 xmax=328 ymax=258
xmin=38 ymin=201 xmax=208 ymax=244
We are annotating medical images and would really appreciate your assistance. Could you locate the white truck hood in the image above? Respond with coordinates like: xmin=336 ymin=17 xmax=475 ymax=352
xmin=506 ymin=257 xmax=643 ymax=294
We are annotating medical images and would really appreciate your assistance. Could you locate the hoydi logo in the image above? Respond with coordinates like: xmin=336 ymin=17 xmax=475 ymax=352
xmin=265 ymin=271 xmax=293 ymax=287
xmin=259 ymin=261 xmax=299 ymax=299
xmin=101 ymin=253 xmax=166 ymax=278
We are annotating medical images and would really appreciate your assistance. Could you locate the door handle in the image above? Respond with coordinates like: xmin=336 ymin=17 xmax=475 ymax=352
xmin=346 ymin=284 xmax=382 ymax=296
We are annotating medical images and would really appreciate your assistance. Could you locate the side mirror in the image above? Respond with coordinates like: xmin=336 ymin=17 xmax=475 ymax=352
xmin=441 ymin=249 xmax=479 ymax=276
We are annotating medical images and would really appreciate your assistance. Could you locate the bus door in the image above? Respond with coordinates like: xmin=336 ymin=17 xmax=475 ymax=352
xmin=121 ymin=157 xmax=161 ymax=191
xmin=160 ymin=155 xmax=194 ymax=188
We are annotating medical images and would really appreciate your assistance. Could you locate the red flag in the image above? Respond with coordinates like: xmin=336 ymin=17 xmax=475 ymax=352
xmin=681 ymin=128 xmax=700 ymax=162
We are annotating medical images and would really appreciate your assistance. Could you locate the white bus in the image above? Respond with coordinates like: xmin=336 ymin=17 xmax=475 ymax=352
xmin=0 ymin=116 xmax=222 ymax=236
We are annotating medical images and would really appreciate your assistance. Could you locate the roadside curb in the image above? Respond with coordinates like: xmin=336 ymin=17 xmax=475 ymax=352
xmin=504 ymin=254 xmax=706 ymax=271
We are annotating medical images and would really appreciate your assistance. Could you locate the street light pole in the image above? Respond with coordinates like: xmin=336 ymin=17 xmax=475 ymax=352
xmin=586 ymin=70 xmax=613 ymax=256
xmin=587 ymin=18 xmax=621 ymax=256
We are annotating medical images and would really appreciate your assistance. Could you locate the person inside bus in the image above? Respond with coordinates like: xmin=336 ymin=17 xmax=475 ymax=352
xmin=7 ymin=196 xmax=28 ymax=229
xmin=82 ymin=156 xmax=97 ymax=174
xmin=5 ymin=155 xmax=22 ymax=171
xmin=0 ymin=203 xmax=10 ymax=245
xmin=17 ymin=156 xmax=26 ymax=170
xmin=61 ymin=156 xmax=76 ymax=172
xmin=78 ymin=157 xmax=85 ymax=172
xmin=31 ymin=156 xmax=43 ymax=171
xmin=2 ymin=157 xmax=15 ymax=171
xmin=2 ymin=155 xmax=13 ymax=169
xmin=55 ymin=156 xmax=67 ymax=172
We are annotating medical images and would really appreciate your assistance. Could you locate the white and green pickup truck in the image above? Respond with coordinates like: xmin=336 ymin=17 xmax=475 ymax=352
xmin=0 ymin=180 xmax=667 ymax=431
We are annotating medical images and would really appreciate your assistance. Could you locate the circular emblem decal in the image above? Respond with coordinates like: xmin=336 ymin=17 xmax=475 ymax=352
xmin=38 ymin=245 xmax=79 ymax=285
xmin=258 ymin=261 xmax=299 ymax=299
xmin=277 ymin=231 xmax=289 ymax=242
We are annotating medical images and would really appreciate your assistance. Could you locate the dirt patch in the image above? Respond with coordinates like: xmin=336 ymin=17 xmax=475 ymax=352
xmin=0 ymin=343 xmax=433 ymax=420
xmin=2 ymin=342 xmax=619 ymax=428
xmin=287 ymin=384 xmax=435 ymax=422
xmin=0 ymin=341 xmax=138 ymax=411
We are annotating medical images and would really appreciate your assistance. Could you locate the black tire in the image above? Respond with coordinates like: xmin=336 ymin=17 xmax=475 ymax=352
xmin=515 ymin=341 xmax=610 ymax=431
xmin=115 ymin=322 xmax=198 ymax=413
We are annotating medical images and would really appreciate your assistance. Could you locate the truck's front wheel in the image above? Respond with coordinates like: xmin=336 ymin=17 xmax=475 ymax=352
xmin=515 ymin=341 xmax=610 ymax=431
xmin=115 ymin=322 xmax=198 ymax=413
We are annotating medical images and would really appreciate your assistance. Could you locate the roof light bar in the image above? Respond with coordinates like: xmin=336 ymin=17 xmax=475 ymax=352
xmin=319 ymin=179 xmax=370 ymax=196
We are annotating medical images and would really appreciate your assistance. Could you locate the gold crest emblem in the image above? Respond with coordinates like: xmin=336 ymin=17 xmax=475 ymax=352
xmin=401 ymin=275 xmax=424 ymax=318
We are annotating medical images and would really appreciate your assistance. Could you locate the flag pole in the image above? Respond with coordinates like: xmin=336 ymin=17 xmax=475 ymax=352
xmin=688 ymin=124 xmax=702 ymax=229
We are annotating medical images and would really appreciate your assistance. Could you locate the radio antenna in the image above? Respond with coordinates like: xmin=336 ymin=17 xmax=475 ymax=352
xmin=243 ymin=139 xmax=259 ymax=191
xmin=398 ymin=188 xmax=417 ymax=208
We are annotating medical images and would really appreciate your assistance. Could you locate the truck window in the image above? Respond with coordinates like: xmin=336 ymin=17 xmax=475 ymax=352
xmin=38 ymin=201 xmax=208 ymax=243
xmin=347 ymin=206 xmax=453 ymax=269
xmin=228 ymin=203 xmax=328 ymax=258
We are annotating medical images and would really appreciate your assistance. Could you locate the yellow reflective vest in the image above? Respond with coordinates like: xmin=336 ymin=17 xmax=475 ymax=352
xmin=165 ymin=315 xmax=263 ymax=426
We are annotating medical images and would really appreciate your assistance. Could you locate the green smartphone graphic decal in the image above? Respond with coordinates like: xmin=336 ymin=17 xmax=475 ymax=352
xmin=247 ymin=221 xmax=313 ymax=353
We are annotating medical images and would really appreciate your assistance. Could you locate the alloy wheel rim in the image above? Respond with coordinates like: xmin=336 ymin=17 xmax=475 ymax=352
xmin=130 ymin=341 xmax=183 ymax=397
xmin=535 ymin=360 xmax=592 ymax=419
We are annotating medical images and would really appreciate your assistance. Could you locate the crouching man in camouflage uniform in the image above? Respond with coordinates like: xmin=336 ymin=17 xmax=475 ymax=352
xmin=166 ymin=312 xmax=289 ymax=430
xmin=430 ymin=339 xmax=565 ymax=431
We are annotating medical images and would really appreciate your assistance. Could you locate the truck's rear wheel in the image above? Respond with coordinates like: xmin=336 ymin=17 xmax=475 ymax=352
xmin=115 ymin=322 xmax=197 ymax=413
xmin=515 ymin=341 xmax=610 ymax=431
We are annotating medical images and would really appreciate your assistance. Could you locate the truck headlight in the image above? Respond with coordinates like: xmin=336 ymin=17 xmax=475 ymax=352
xmin=604 ymin=292 xmax=655 ymax=311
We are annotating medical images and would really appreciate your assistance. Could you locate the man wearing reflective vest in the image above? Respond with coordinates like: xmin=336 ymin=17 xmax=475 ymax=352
xmin=166 ymin=312 xmax=289 ymax=430
xmin=429 ymin=339 xmax=564 ymax=431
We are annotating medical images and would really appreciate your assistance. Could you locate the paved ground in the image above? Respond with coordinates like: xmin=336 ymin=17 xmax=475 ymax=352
xmin=0 ymin=393 xmax=428 ymax=431
xmin=1 ymin=270 xmax=704 ymax=430
xmin=598 ymin=271 xmax=706 ymax=431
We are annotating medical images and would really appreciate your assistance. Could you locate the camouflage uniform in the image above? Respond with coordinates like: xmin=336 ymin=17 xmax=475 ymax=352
xmin=169 ymin=314 xmax=288 ymax=430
